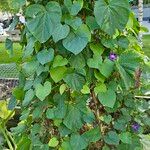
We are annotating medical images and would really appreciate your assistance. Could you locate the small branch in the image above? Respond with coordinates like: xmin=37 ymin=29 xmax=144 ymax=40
xmin=135 ymin=95 xmax=150 ymax=99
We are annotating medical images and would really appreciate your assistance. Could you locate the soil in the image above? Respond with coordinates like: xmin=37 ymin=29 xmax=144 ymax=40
xmin=0 ymin=79 xmax=18 ymax=100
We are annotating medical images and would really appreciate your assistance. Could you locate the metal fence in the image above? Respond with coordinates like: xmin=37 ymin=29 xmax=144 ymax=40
xmin=0 ymin=63 xmax=19 ymax=79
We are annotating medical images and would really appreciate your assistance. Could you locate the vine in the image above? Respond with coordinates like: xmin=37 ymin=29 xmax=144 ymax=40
xmin=5 ymin=0 xmax=149 ymax=149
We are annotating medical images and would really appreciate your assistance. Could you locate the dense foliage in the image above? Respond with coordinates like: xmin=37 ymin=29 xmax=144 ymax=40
xmin=2 ymin=0 xmax=150 ymax=149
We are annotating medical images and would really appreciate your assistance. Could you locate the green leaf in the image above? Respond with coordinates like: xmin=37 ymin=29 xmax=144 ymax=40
xmin=104 ymin=131 xmax=120 ymax=145
xmin=52 ymin=24 xmax=70 ymax=42
xmin=17 ymin=135 xmax=31 ymax=150
xmin=69 ymin=53 xmax=86 ymax=69
xmin=59 ymin=84 xmax=67 ymax=95
xmin=35 ymin=81 xmax=51 ymax=101
xmin=59 ymin=125 xmax=72 ymax=137
xmin=8 ymin=96 xmax=17 ymax=110
xmin=60 ymin=141 xmax=72 ymax=150
xmin=64 ymin=0 xmax=83 ymax=16
xmin=116 ymin=62 xmax=132 ymax=90
xmin=87 ymin=55 xmax=102 ymax=69
xmin=65 ymin=16 xmax=82 ymax=30
xmin=0 ymin=101 xmax=13 ymax=119
xmin=86 ymin=16 xmax=99 ymax=31
xmin=90 ymin=43 xmax=104 ymax=55
xmin=31 ymin=124 xmax=41 ymax=135
xmin=20 ymin=109 xmax=30 ymax=120
xmin=63 ymin=105 xmax=83 ymax=131
xmin=103 ymin=115 xmax=112 ymax=125
xmin=98 ymin=89 xmax=116 ymax=108
xmin=81 ymin=85 xmax=90 ymax=94
xmin=46 ymin=94 xmax=67 ymax=119
xmin=114 ymin=119 xmax=127 ymax=131
xmin=12 ymin=0 xmax=26 ymax=11
xmin=32 ymin=107 xmax=43 ymax=119
xmin=48 ymin=137 xmax=59 ymax=147
xmin=63 ymin=24 xmax=91 ymax=55
xmin=117 ymin=36 xmax=129 ymax=49
xmin=119 ymin=132 xmax=132 ymax=144
xmin=102 ymin=145 xmax=110 ymax=150
xmin=11 ymin=124 xmax=26 ymax=135
xmin=64 ymin=73 xmax=85 ymax=91
xmin=37 ymin=48 xmax=54 ymax=65
xmin=23 ymin=89 xmax=34 ymax=106
xmin=94 ymin=0 xmax=130 ymax=35
xmin=22 ymin=60 xmax=39 ymax=77
xmin=50 ymin=66 xmax=67 ymax=83
xmin=12 ymin=87 xmax=24 ymax=100
xmin=26 ymin=2 xmax=62 ymax=43
xmin=100 ymin=58 xmax=114 ymax=78
xmin=9 ymin=15 xmax=19 ymax=31
xmin=53 ymin=55 xmax=68 ymax=68
xmin=5 ymin=38 xmax=13 ymax=56
xmin=94 ymin=83 xmax=107 ymax=94
xmin=101 ymin=38 xmax=117 ymax=49
xmin=36 ymin=65 xmax=49 ymax=76
xmin=82 ymin=127 xmax=101 ymax=143
xmin=70 ymin=134 xmax=87 ymax=150
xmin=116 ymin=50 xmax=143 ymax=89
xmin=94 ymin=70 xmax=106 ymax=82
xmin=24 ymin=36 xmax=36 ymax=58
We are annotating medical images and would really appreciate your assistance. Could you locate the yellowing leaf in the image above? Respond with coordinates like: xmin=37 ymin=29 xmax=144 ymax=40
xmin=0 ymin=101 xmax=14 ymax=119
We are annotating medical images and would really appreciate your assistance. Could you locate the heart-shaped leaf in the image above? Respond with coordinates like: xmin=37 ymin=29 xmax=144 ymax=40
xmin=50 ymin=66 xmax=67 ymax=83
xmin=37 ymin=48 xmax=54 ymax=65
xmin=22 ymin=60 xmax=39 ymax=77
xmin=53 ymin=55 xmax=68 ymax=68
xmin=94 ymin=0 xmax=130 ymax=35
xmin=64 ymin=0 xmax=83 ymax=16
xmin=69 ymin=53 xmax=86 ymax=69
xmin=35 ymin=81 xmax=51 ymax=101
xmin=26 ymin=2 xmax=62 ymax=43
xmin=63 ymin=24 xmax=91 ymax=55
xmin=63 ymin=105 xmax=83 ymax=131
xmin=98 ymin=89 xmax=116 ymax=108
xmin=104 ymin=131 xmax=120 ymax=145
xmin=64 ymin=73 xmax=85 ymax=91
xmin=100 ymin=58 xmax=114 ymax=78
xmin=87 ymin=55 xmax=102 ymax=69
xmin=48 ymin=137 xmax=59 ymax=147
xmin=81 ymin=85 xmax=90 ymax=94
xmin=52 ymin=24 xmax=70 ymax=42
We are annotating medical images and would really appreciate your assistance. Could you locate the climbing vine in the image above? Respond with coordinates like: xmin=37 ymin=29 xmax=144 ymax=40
xmin=6 ymin=0 xmax=150 ymax=149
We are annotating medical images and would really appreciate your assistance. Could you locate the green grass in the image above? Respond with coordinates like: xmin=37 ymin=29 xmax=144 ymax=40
xmin=0 ymin=42 xmax=22 ymax=64
xmin=143 ymin=35 xmax=150 ymax=58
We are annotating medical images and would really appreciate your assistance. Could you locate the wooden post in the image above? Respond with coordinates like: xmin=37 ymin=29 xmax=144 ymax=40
xmin=138 ymin=0 xmax=143 ymax=47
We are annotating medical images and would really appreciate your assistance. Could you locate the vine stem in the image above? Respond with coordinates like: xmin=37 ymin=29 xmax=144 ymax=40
xmin=5 ymin=127 xmax=16 ymax=149
xmin=91 ymin=91 xmax=103 ymax=133
xmin=0 ymin=124 xmax=14 ymax=150
xmin=1 ymin=109 xmax=16 ymax=149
